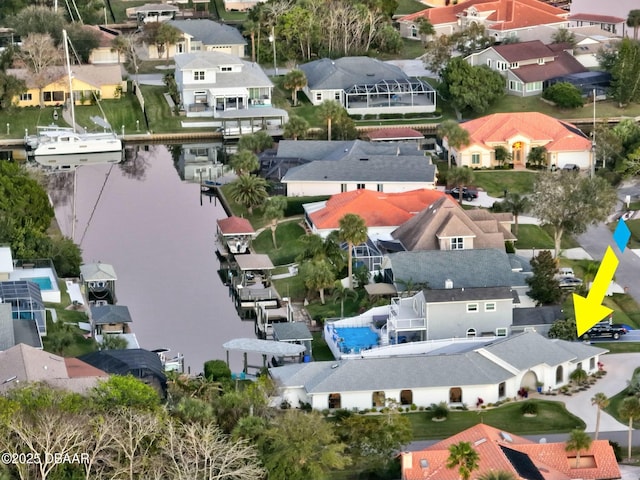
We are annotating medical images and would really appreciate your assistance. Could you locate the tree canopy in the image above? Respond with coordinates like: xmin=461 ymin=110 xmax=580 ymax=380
xmin=526 ymin=250 xmax=561 ymax=306
xmin=440 ymin=57 xmax=505 ymax=115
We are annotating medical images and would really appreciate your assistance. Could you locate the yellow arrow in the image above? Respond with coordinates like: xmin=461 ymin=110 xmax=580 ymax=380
xmin=574 ymin=246 xmax=618 ymax=337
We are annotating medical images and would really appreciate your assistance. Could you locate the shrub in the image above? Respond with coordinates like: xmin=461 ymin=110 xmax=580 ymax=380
xmin=542 ymin=82 xmax=584 ymax=109
xmin=334 ymin=409 xmax=353 ymax=420
xmin=430 ymin=401 xmax=449 ymax=419
xmin=410 ymin=404 xmax=417 ymax=411
xmin=363 ymin=114 xmax=378 ymax=120
xmin=520 ymin=400 xmax=538 ymax=415
xmin=203 ymin=360 xmax=231 ymax=381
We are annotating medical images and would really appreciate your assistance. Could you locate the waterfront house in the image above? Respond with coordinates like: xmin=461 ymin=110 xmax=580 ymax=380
xmin=401 ymin=423 xmax=621 ymax=480
xmin=270 ymin=331 xmax=606 ymax=411
xmin=445 ymin=112 xmax=592 ymax=170
xmin=80 ymin=262 xmax=118 ymax=306
xmin=465 ymin=40 xmax=587 ymax=96
xmin=298 ymin=57 xmax=436 ymax=116
xmin=0 ymin=343 xmax=108 ymax=394
xmin=569 ymin=0 xmax=637 ymax=37
xmin=145 ymin=19 xmax=246 ymax=60
xmin=9 ymin=64 xmax=124 ymax=108
xmin=399 ymin=0 xmax=569 ymax=43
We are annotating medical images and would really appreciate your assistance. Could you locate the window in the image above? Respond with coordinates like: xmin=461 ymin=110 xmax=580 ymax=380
xmin=377 ymin=184 xmax=383 ymax=192
xmin=315 ymin=92 xmax=322 ymax=101
xmin=496 ymin=327 xmax=507 ymax=337
xmin=334 ymin=92 xmax=340 ymax=101
xmin=525 ymin=81 xmax=542 ymax=92
xmin=451 ymin=237 xmax=463 ymax=250
xmin=498 ymin=382 xmax=505 ymax=397
xmin=471 ymin=153 xmax=480 ymax=165
xmin=193 ymin=71 xmax=205 ymax=81
xmin=466 ymin=328 xmax=477 ymax=338
xmin=466 ymin=303 xmax=478 ymax=313
xmin=19 ymin=93 xmax=32 ymax=101
xmin=590 ymin=357 xmax=595 ymax=370
xmin=221 ymin=66 xmax=232 ymax=72
xmin=555 ymin=365 xmax=563 ymax=384
xmin=509 ymin=80 xmax=522 ymax=92
xmin=328 ymin=393 xmax=341 ymax=409
xmin=341 ymin=184 xmax=347 ymax=193
xmin=357 ymin=183 xmax=365 ymax=190
xmin=411 ymin=25 xmax=417 ymax=38
xmin=537 ymin=58 xmax=544 ymax=65
xmin=485 ymin=302 xmax=496 ymax=312
xmin=509 ymin=62 xmax=519 ymax=69
xmin=496 ymin=61 xmax=508 ymax=71
xmin=449 ymin=387 xmax=462 ymax=403
xmin=486 ymin=59 xmax=492 ymax=68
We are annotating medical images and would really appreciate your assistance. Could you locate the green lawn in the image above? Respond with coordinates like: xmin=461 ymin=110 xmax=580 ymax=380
xmin=73 ymin=96 xmax=146 ymax=136
xmin=108 ymin=0 xmax=146 ymax=23
xmin=595 ymin=342 xmax=640 ymax=354
xmin=604 ymin=367 xmax=640 ymax=429
xmin=252 ymin=221 xmax=306 ymax=265
xmin=515 ymin=224 xmax=580 ymax=250
xmin=214 ymin=0 xmax=248 ymax=22
xmin=409 ymin=399 xmax=585 ymax=440
xmin=473 ymin=170 xmax=537 ymax=196
xmin=377 ymin=38 xmax=428 ymax=61
xmin=312 ymin=331 xmax=335 ymax=361
xmin=2 ymin=106 xmax=60 ymax=140
xmin=395 ymin=0 xmax=428 ymax=15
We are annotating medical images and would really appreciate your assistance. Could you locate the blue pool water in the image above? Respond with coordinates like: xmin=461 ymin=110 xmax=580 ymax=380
xmin=334 ymin=326 xmax=379 ymax=353
xmin=24 ymin=276 xmax=53 ymax=290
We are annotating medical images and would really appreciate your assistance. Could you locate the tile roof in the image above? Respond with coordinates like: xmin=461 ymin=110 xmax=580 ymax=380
xmin=403 ymin=424 xmax=620 ymax=480
xmin=391 ymin=197 xmax=513 ymax=251
xmin=216 ymin=216 xmax=255 ymax=235
xmin=401 ymin=0 xmax=568 ymax=31
xmin=168 ymin=19 xmax=246 ymax=46
xmin=569 ymin=13 xmax=625 ymax=24
xmin=309 ymin=189 xmax=447 ymax=230
xmin=492 ymin=40 xmax=558 ymax=62
xmin=366 ymin=128 xmax=424 ymax=141
xmin=64 ymin=358 xmax=109 ymax=378
xmin=458 ymin=112 xmax=591 ymax=153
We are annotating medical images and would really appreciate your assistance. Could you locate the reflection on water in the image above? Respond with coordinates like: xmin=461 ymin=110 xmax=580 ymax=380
xmin=34 ymin=150 xmax=124 ymax=172
xmin=48 ymin=144 xmax=254 ymax=373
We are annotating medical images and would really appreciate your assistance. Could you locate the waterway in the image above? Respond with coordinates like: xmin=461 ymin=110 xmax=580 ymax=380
xmin=47 ymin=144 xmax=255 ymax=374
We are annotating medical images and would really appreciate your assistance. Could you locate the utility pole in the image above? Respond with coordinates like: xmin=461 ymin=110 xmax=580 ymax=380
xmin=591 ymin=88 xmax=596 ymax=179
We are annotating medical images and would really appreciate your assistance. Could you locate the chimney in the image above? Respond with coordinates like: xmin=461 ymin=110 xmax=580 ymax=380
xmin=400 ymin=452 xmax=413 ymax=476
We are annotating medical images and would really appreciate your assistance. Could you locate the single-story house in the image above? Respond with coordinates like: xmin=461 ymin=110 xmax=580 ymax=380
xmin=445 ymin=112 xmax=592 ymax=170
xmin=401 ymin=423 xmax=621 ymax=480
xmin=389 ymin=196 xmax=515 ymax=251
xmin=569 ymin=0 xmax=638 ymax=37
xmin=9 ymin=64 xmax=124 ymax=108
xmin=303 ymin=188 xmax=449 ymax=239
xmin=512 ymin=304 xmax=564 ymax=337
xmin=399 ymin=0 xmax=569 ymax=43
xmin=0 ymin=343 xmax=108 ymax=394
xmin=145 ymin=19 xmax=246 ymax=59
xmin=465 ymin=40 xmax=587 ymax=96
xmin=269 ymin=331 xmax=606 ymax=411
xmin=298 ymin=57 xmax=436 ymax=115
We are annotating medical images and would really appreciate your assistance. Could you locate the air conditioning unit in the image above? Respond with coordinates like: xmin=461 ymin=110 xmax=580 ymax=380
xmin=96 ymin=300 xmax=108 ymax=306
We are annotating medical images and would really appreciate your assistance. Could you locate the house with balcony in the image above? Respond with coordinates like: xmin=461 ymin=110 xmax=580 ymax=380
xmin=298 ymin=57 xmax=436 ymax=116
xmin=445 ymin=111 xmax=592 ymax=170
xmin=174 ymin=52 xmax=288 ymax=126
xmin=399 ymin=0 xmax=569 ymax=43
xmin=465 ymin=40 xmax=587 ymax=96
xmin=145 ymin=19 xmax=246 ymax=59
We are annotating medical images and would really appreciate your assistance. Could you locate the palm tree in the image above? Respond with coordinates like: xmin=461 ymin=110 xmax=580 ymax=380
xmin=477 ymin=472 xmax=517 ymax=480
xmin=331 ymin=280 xmax=358 ymax=318
xmin=627 ymin=9 xmax=640 ymax=41
xmin=263 ymin=196 xmax=287 ymax=248
xmin=418 ymin=17 xmax=435 ymax=46
xmin=338 ymin=213 xmax=368 ymax=290
xmin=283 ymin=69 xmax=307 ymax=107
xmin=619 ymin=396 xmax=640 ymax=461
xmin=501 ymin=193 xmax=529 ymax=236
xmin=447 ymin=166 xmax=475 ymax=205
xmin=565 ymin=429 xmax=592 ymax=468
xmin=446 ymin=441 xmax=480 ymax=480
xmin=493 ymin=145 xmax=511 ymax=168
xmin=242 ymin=19 xmax=258 ymax=62
xmin=438 ymin=120 xmax=470 ymax=169
xmin=569 ymin=367 xmax=588 ymax=386
xmin=237 ymin=131 xmax=273 ymax=153
xmin=527 ymin=146 xmax=547 ymax=168
xmin=590 ymin=392 xmax=609 ymax=440
xmin=318 ymin=100 xmax=344 ymax=141
xmin=230 ymin=150 xmax=259 ymax=176
xmin=283 ymin=115 xmax=309 ymax=140
xmin=300 ymin=259 xmax=335 ymax=304
xmin=227 ymin=174 xmax=268 ymax=214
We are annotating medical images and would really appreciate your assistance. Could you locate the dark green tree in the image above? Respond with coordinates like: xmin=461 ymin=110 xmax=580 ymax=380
xmin=417 ymin=17 xmax=435 ymax=46
xmin=565 ymin=429 xmax=592 ymax=468
xmin=446 ymin=441 xmax=480 ymax=480
xmin=227 ymin=174 xmax=269 ymax=214
xmin=300 ymin=258 xmax=336 ymax=304
xmin=90 ymin=375 xmax=161 ymax=411
xmin=100 ymin=334 xmax=128 ymax=350
xmin=551 ymin=28 xmax=577 ymax=47
xmin=263 ymin=195 xmax=288 ymax=248
xmin=283 ymin=115 xmax=309 ymax=140
xmin=438 ymin=119 xmax=470 ymax=168
xmin=230 ymin=150 xmax=260 ymax=176
xmin=49 ymin=235 xmax=82 ymax=277
xmin=501 ymin=193 xmax=529 ymax=235
xmin=203 ymin=359 xmax=232 ymax=382
xmin=11 ymin=6 xmax=66 ymax=43
xmin=527 ymin=250 xmax=561 ymax=305
xmin=338 ymin=213 xmax=368 ymax=290
xmin=626 ymin=9 xmax=640 ymax=41
xmin=237 ymin=131 xmax=273 ymax=153
xmin=543 ymin=82 xmax=584 ymax=109
xmin=142 ymin=22 xmax=181 ymax=59
xmin=283 ymin=69 xmax=307 ymax=106
xmin=0 ymin=72 xmax=26 ymax=110
xmin=610 ymin=38 xmax=640 ymax=107
xmin=440 ymin=57 xmax=505 ymax=115
xmin=494 ymin=145 xmax=511 ymax=167
xmin=548 ymin=318 xmax=577 ymax=341
xmin=527 ymin=145 xmax=548 ymax=168
xmin=619 ymin=396 xmax=640 ymax=461
xmin=66 ymin=23 xmax=100 ymax=63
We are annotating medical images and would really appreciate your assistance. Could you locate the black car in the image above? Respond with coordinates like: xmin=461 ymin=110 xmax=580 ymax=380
xmin=582 ymin=321 xmax=627 ymax=340
xmin=445 ymin=187 xmax=478 ymax=200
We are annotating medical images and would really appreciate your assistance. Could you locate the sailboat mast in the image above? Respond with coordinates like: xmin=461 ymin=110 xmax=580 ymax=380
xmin=63 ymin=29 xmax=76 ymax=134
xmin=591 ymin=88 xmax=596 ymax=178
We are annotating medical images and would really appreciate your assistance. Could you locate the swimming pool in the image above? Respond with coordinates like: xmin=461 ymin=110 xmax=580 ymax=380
xmin=334 ymin=326 xmax=379 ymax=354
xmin=23 ymin=276 xmax=53 ymax=291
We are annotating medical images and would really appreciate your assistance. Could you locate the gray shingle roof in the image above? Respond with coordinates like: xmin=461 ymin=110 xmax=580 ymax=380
xmin=275 ymin=139 xmax=421 ymax=161
xmin=425 ymin=286 xmax=514 ymax=303
xmin=174 ymin=52 xmax=272 ymax=89
xmin=512 ymin=305 xmax=563 ymax=327
xmin=300 ymin=57 xmax=412 ymax=90
xmin=272 ymin=322 xmax=313 ymax=341
xmin=0 ymin=304 xmax=15 ymax=351
xmin=386 ymin=249 xmax=528 ymax=290
xmin=90 ymin=305 xmax=133 ymax=325
xmin=168 ymin=19 xmax=246 ymax=46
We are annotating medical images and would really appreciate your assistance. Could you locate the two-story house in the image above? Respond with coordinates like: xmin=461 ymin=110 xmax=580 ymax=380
xmin=399 ymin=0 xmax=569 ymax=43
xmin=465 ymin=40 xmax=587 ymax=96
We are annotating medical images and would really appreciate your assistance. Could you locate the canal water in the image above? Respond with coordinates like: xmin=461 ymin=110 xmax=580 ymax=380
xmin=48 ymin=144 xmax=255 ymax=374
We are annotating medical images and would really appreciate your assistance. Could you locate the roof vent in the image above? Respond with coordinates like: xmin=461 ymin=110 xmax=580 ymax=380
xmin=539 ymin=438 xmax=547 ymax=444
xmin=445 ymin=279 xmax=453 ymax=289
xmin=331 ymin=363 xmax=339 ymax=369
xmin=474 ymin=438 xmax=487 ymax=446
xmin=500 ymin=431 xmax=513 ymax=442
xmin=420 ymin=459 xmax=429 ymax=469
xmin=360 ymin=158 xmax=368 ymax=161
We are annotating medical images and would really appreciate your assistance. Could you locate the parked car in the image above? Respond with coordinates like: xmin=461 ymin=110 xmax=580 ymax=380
xmin=557 ymin=267 xmax=574 ymax=277
xmin=562 ymin=163 xmax=580 ymax=172
xmin=558 ymin=277 xmax=582 ymax=289
xmin=445 ymin=187 xmax=478 ymax=200
xmin=582 ymin=321 xmax=627 ymax=340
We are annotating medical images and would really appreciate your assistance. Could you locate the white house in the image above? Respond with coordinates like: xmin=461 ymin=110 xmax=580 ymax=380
xmin=569 ymin=0 xmax=637 ymax=37
xmin=270 ymin=331 xmax=606 ymax=411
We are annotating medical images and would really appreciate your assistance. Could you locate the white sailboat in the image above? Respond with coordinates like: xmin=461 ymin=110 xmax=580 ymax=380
xmin=26 ymin=29 xmax=123 ymax=168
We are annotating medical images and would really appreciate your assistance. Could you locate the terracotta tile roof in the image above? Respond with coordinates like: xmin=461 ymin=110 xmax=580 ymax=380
xmin=216 ymin=216 xmax=255 ymax=235
xmin=401 ymin=0 xmax=567 ymax=30
xmin=310 ymin=189 xmax=446 ymax=230
xmin=459 ymin=112 xmax=591 ymax=153
xmin=402 ymin=425 xmax=620 ymax=480
xmin=65 ymin=358 xmax=109 ymax=378
xmin=366 ymin=128 xmax=424 ymax=141
xmin=569 ymin=13 xmax=625 ymax=24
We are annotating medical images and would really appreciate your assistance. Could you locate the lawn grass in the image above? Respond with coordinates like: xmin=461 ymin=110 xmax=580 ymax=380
xmin=73 ymin=96 xmax=146 ymax=136
xmin=214 ymin=0 xmax=248 ymax=22
xmin=472 ymin=170 xmax=537 ymax=196
xmin=409 ymin=399 xmax=585 ymax=440
xmin=252 ymin=221 xmax=306 ymax=265
xmin=305 ymin=289 xmax=367 ymax=322
xmin=595 ymin=342 xmax=640 ymax=354
xmin=604 ymin=367 xmax=640 ymax=429
xmin=312 ymin=331 xmax=335 ymax=361
xmin=513 ymin=224 xmax=579 ymax=250
xmin=138 ymin=85 xmax=186 ymax=133
xmin=108 ymin=0 xmax=147 ymax=23
xmin=395 ymin=0 xmax=428 ymax=15
xmin=622 ymin=219 xmax=640 ymax=249
xmin=2 ymin=106 xmax=61 ymax=140
xmin=272 ymin=275 xmax=306 ymax=302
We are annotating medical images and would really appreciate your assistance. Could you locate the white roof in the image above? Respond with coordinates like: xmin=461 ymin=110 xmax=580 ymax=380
xmin=0 ymin=247 xmax=13 ymax=274
xmin=223 ymin=338 xmax=306 ymax=356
